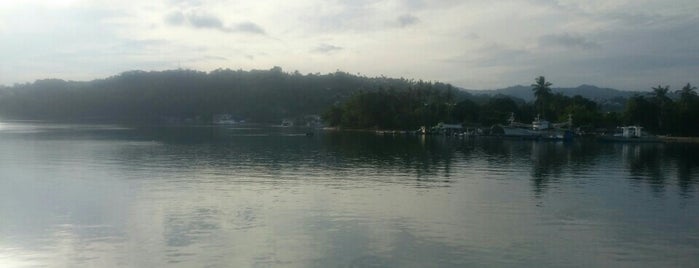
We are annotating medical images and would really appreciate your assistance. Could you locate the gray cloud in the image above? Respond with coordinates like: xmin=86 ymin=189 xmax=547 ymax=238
xmin=400 ymin=0 xmax=425 ymax=9
xmin=165 ymin=11 xmax=185 ymax=25
xmin=397 ymin=14 xmax=420 ymax=27
xmin=580 ymin=54 xmax=699 ymax=72
xmin=188 ymin=13 xmax=225 ymax=30
xmin=199 ymin=55 xmax=228 ymax=61
xmin=446 ymin=44 xmax=532 ymax=68
xmin=232 ymin=22 xmax=266 ymax=35
xmin=307 ymin=1 xmax=380 ymax=33
xmin=312 ymin=44 xmax=343 ymax=54
xmin=164 ymin=11 xmax=265 ymax=34
xmin=168 ymin=0 xmax=203 ymax=6
xmin=113 ymin=39 xmax=169 ymax=52
xmin=4 ymin=1 xmax=699 ymax=91
xmin=464 ymin=33 xmax=480 ymax=40
xmin=539 ymin=34 xmax=600 ymax=50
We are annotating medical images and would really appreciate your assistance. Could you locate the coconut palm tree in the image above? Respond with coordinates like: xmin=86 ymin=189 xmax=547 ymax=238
xmin=531 ymin=76 xmax=553 ymax=116
xmin=651 ymin=85 xmax=671 ymax=103
xmin=651 ymin=85 xmax=672 ymax=132
xmin=675 ymin=83 xmax=698 ymax=135
xmin=531 ymin=76 xmax=553 ymax=99
xmin=676 ymin=83 xmax=697 ymax=101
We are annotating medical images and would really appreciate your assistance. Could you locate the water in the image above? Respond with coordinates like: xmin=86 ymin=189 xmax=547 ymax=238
xmin=1 ymin=121 xmax=698 ymax=267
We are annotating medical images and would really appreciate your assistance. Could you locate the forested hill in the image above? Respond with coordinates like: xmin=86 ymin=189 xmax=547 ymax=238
xmin=0 ymin=67 xmax=466 ymax=123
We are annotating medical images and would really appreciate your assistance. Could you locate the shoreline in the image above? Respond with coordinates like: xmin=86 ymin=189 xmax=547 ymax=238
xmin=658 ymin=136 xmax=699 ymax=144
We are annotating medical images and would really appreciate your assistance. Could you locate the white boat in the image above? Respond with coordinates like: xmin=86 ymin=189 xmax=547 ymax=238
xmin=281 ymin=119 xmax=294 ymax=127
xmin=502 ymin=113 xmax=539 ymax=137
xmin=502 ymin=113 xmax=573 ymax=141
xmin=213 ymin=114 xmax=237 ymax=125
xmin=598 ymin=126 xmax=660 ymax=142
xmin=503 ymin=127 xmax=539 ymax=137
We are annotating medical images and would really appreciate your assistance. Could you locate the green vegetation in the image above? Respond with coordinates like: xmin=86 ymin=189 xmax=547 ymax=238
xmin=327 ymin=76 xmax=606 ymax=131
xmin=0 ymin=67 xmax=415 ymax=123
xmin=0 ymin=69 xmax=697 ymax=136
xmin=531 ymin=76 xmax=553 ymax=117
xmin=622 ymin=83 xmax=699 ymax=136
xmin=326 ymin=76 xmax=699 ymax=136
xmin=322 ymin=81 xmax=460 ymax=129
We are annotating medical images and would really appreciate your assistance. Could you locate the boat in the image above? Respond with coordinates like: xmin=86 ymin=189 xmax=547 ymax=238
xmin=501 ymin=113 xmax=538 ymax=138
xmin=212 ymin=114 xmax=237 ymax=125
xmin=501 ymin=113 xmax=573 ymax=141
xmin=597 ymin=126 xmax=660 ymax=143
xmin=280 ymin=119 xmax=294 ymax=127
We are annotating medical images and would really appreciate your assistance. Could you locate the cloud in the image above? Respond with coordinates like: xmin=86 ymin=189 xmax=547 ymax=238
xmin=164 ymin=11 xmax=266 ymax=34
xmin=112 ymin=39 xmax=169 ymax=52
xmin=464 ymin=33 xmax=480 ymax=40
xmin=199 ymin=55 xmax=229 ymax=61
xmin=397 ymin=14 xmax=420 ymax=27
xmin=168 ymin=0 xmax=203 ymax=6
xmin=165 ymin=11 xmax=185 ymax=25
xmin=539 ymin=33 xmax=600 ymax=50
xmin=312 ymin=44 xmax=343 ymax=54
xmin=2 ymin=1 xmax=699 ymax=91
xmin=446 ymin=43 xmax=532 ymax=68
xmin=232 ymin=22 xmax=266 ymax=35
xmin=188 ymin=13 xmax=225 ymax=30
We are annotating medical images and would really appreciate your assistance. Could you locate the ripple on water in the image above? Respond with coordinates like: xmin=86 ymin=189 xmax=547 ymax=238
xmin=2 ymin=123 xmax=699 ymax=267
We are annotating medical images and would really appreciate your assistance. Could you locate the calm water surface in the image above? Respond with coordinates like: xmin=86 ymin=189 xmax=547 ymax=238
xmin=1 ymin=121 xmax=698 ymax=267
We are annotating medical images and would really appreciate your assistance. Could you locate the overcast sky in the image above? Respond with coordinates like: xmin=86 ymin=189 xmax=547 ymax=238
xmin=1 ymin=0 xmax=697 ymax=91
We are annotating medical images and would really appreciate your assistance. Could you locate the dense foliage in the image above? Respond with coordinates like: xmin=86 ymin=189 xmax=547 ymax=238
xmin=325 ymin=77 xmax=699 ymax=136
xmin=0 ymin=70 xmax=697 ymax=136
xmin=322 ymin=81 xmax=460 ymax=129
xmin=325 ymin=78 xmax=607 ymax=131
xmin=0 ymin=67 xmax=418 ymax=123
xmin=622 ymin=83 xmax=699 ymax=136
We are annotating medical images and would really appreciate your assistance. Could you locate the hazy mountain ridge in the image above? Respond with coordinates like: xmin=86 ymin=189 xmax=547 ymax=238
xmin=461 ymin=84 xmax=650 ymax=112
xmin=464 ymin=84 xmax=640 ymax=102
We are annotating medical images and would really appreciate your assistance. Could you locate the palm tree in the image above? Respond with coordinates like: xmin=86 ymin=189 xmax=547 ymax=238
xmin=531 ymin=76 xmax=552 ymax=116
xmin=651 ymin=85 xmax=671 ymax=103
xmin=651 ymin=85 xmax=671 ymax=132
xmin=676 ymin=83 xmax=697 ymax=101
xmin=675 ymin=83 xmax=698 ymax=135
xmin=531 ymin=76 xmax=553 ymax=99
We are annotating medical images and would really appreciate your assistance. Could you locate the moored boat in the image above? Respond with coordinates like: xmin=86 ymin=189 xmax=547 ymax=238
xmin=212 ymin=114 xmax=237 ymax=125
xmin=501 ymin=113 xmax=573 ymax=141
xmin=597 ymin=126 xmax=660 ymax=143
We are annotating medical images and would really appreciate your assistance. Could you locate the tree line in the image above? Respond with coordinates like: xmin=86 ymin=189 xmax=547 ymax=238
xmin=623 ymin=84 xmax=699 ymax=136
xmin=0 ymin=67 xmax=416 ymax=123
xmin=325 ymin=76 xmax=699 ymax=136
xmin=0 ymin=69 xmax=697 ymax=136
xmin=323 ymin=77 xmax=607 ymax=131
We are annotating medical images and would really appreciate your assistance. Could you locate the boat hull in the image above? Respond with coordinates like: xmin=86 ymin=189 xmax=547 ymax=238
xmin=597 ymin=136 xmax=661 ymax=143
xmin=502 ymin=127 xmax=573 ymax=141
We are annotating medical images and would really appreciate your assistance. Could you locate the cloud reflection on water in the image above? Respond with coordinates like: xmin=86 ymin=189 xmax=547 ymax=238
xmin=1 ymin=123 xmax=698 ymax=267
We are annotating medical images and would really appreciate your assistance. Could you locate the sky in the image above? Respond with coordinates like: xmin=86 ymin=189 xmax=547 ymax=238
xmin=0 ymin=0 xmax=698 ymax=91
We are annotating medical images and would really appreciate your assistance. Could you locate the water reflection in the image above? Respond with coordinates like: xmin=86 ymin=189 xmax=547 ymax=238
xmin=1 ymin=122 xmax=698 ymax=267
xmin=622 ymin=144 xmax=666 ymax=195
xmin=322 ymin=132 xmax=461 ymax=183
xmin=671 ymin=145 xmax=699 ymax=196
xmin=100 ymin=126 xmax=699 ymax=196
xmin=2 ymin=121 xmax=697 ymax=196
xmin=620 ymin=143 xmax=699 ymax=197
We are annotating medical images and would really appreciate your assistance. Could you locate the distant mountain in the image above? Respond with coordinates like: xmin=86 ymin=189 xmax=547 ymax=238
xmin=465 ymin=84 xmax=639 ymax=102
